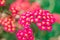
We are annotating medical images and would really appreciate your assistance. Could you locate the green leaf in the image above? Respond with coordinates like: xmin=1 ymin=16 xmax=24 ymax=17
xmin=53 ymin=0 xmax=60 ymax=13
xmin=2 ymin=31 xmax=17 ymax=40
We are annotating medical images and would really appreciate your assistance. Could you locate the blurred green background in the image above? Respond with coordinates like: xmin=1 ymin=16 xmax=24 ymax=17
xmin=0 ymin=0 xmax=60 ymax=40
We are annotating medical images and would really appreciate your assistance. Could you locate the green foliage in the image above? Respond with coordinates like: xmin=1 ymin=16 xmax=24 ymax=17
xmin=1 ymin=31 xmax=17 ymax=40
xmin=40 ymin=0 xmax=60 ymax=13
xmin=53 ymin=0 xmax=60 ymax=14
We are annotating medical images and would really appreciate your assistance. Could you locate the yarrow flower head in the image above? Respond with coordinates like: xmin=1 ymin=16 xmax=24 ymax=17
xmin=16 ymin=26 xmax=34 ymax=40
xmin=0 ymin=16 xmax=16 ymax=33
xmin=9 ymin=1 xmax=21 ymax=16
xmin=0 ymin=0 xmax=5 ymax=6
xmin=18 ymin=9 xmax=55 ymax=31
xmin=9 ymin=0 xmax=31 ymax=17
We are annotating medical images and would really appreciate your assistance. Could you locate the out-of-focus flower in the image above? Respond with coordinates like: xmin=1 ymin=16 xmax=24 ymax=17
xmin=9 ymin=0 xmax=31 ymax=17
xmin=0 ymin=16 xmax=16 ymax=33
xmin=20 ymin=1 xmax=31 ymax=11
xmin=53 ymin=14 xmax=60 ymax=24
xmin=0 ymin=0 xmax=5 ymax=6
xmin=9 ymin=1 xmax=21 ymax=16
xmin=29 ymin=2 xmax=40 ymax=11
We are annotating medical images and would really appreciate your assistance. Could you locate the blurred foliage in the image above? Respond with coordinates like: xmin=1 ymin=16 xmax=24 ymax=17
xmin=40 ymin=0 xmax=60 ymax=13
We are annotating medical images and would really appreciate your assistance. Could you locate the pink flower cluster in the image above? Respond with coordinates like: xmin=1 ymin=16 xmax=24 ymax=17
xmin=0 ymin=0 xmax=56 ymax=40
xmin=16 ymin=26 xmax=34 ymax=40
xmin=9 ymin=0 xmax=30 ymax=16
xmin=18 ymin=9 xmax=55 ymax=31
xmin=0 ymin=0 xmax=5 ymax=6
xmin=9 ymin=1 xmax=21 ymax=16
xmin=0 ymin=17 xmax=15 ymax=32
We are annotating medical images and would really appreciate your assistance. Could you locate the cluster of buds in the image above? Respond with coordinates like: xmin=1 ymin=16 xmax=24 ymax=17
xmin=0 ymin=16 xmax=16 ymax=33
xmin=0 ymin=0 xmax=5 ymax=6
xmin=16 ymin=26 xmax=34 ymax=40
xmin=9 ymin=0 xmax=31 ymax=16
xmin=9 ymin=1 xmax=21 ymax=16
xmin=18 ymin=9 xmax=55 ymax=31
